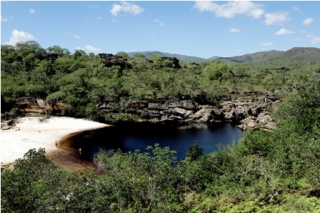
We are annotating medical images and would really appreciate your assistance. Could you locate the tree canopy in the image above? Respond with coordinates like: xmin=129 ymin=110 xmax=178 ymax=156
xmin=1 ymin=42 xmax=320 ymax=212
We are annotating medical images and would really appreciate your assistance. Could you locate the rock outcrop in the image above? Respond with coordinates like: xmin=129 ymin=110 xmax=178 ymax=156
xmin=98 ymin=95 xmax=278 ymax=131
xmin=6 ymin=94 xmax=278 ymax=131
xmin=99 ymin=53 xmax=181 ymax=70
xmin=13 ymin=97 xmax=64 ymax=116
xmin=99 ymin=53 xmax=132 ymax=69
xmin=1 ymin=119 xmax=16 ymax=130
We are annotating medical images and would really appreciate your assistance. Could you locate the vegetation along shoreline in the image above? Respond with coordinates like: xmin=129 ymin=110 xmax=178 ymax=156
xmin=1 ymin=42 xmax=320 ymax=212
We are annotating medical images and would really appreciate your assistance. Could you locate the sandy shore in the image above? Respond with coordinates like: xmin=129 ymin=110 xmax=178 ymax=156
xmin=1 ymin=116 xmax=109 ymax=165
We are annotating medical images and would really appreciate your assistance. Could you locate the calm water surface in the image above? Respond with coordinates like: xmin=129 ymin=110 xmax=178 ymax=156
xmin=76 ymin=123 xmax=243 ymax=160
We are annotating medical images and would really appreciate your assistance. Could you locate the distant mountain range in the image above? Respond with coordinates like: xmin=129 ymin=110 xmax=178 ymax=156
xmin=127 ymin=47 xmax=320 ymax=64
xmin=217 ymin=47 xmax=320 ymax=65
xmin=127 ymin=51 xmax=219 ymax=63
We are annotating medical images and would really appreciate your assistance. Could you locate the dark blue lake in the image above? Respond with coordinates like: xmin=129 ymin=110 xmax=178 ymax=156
xmin=72 ymin=123 xmax=243 ymax=161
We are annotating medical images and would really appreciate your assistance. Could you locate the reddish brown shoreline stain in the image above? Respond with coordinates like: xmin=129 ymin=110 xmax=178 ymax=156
xmin=46 ymin=128 xmax=108 ymax=171
xmin=46 ymin=149 xmax=95 ymax=171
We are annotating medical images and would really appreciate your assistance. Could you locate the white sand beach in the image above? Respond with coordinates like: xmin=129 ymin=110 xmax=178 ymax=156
xmin=1 ymin=116 xmax=109 ymax=165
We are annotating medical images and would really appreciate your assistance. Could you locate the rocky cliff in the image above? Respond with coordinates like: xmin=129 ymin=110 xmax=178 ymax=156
xmin=3 ymin=95 xmax=278 ymax=131
xmin=97 ymin=94 xmax=278 ymax=131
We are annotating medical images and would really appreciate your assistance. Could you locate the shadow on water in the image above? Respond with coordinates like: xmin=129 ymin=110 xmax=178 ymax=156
xmin=49 ymin=123 xmax=243 ymax=170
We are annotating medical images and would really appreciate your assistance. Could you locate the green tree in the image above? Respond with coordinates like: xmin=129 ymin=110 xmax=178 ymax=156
xmin=133 ymin=53 xmax=145 ymax=58
xmin=73 ymin=49 xmax=86 ymax=59
xmin=186 ymin=141 xmax=204 ymax=161
xmin=115 ymin=51 xmax=130 ymax=60
xmin=15 ymin=41 xmax=42 ymax=56
xmin=1 ymin=148 xmax=57 ymax=212
xmin=47 ymin=45 xmax=70 ymax=56
xmin=204 ymin=60 xmax=231 ymax=82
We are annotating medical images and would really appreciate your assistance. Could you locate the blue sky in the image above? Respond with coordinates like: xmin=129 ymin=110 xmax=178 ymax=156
xmin=1 ymin=1 xmax=320 ymax=58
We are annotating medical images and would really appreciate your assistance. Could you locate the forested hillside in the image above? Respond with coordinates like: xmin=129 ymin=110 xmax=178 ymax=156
xmin=2 ymin=42 xmax=319 ymax=121
xmin=217 ymin=47 xmax=320 ymax=65
xmin=126 ymin=47 xmax=320 ymax=65
xmin=1 ymin=41 xmax=320 ymax=212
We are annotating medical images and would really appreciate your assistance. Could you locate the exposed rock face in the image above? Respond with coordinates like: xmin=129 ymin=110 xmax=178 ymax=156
xmin=99 ymin=53 xmax=131 ymax=69
xmin=1 ymin=97 xmax=66 ymax=130
xmin=8 ymin=94 xmax=278 ymax=131
xmin=13 ymin=97 xmax=64 ymax=116
xmin=1 ymin=119 xmax=20 ymax=130
xmin=98 ymin=95 xmax=278 ymax=130
xmin=1 ymin=120 xmax=13 ymax=130
xmin=99 ymin=53 xmax=181 ymax=70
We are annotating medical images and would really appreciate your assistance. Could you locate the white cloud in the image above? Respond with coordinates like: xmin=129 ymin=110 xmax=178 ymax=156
xmin=299 ymin=31 xmax=319 ymax=43
xmin=310 ymin=37 xmax=320 ymax=44
xmin=110 ymin=4 xmax=122 ymax=16
xmin=154 ymin=18 xmax=165 ymax=27
xmin=260 ymin=42 xmax=274 ymax=47
xmin=194 ymin=1 xmax=264 ymax=19
xmin=5 ymin=29 xmax=35 ymax=46
xmin=75 ymin=47 xmax=84 ymax=51
xmin=303 ymin=18 xmax=314 ymax=26
xmin=110 ymin=2 xmax=144 ymax=17
xmin=275 ymin=28 xmax=294 ymax=35
xmin=229 ymin=27 xmax=240 ymax=33
xmin=194 ymin=1 xmax=213 ymax=12
xmin=292 ymin=6 xmax=302 ymax=13
xmin=97 ymin=17 xmax=102 ymax=20
xmin=85 ymin=45 xmax=101 ymax=52
xmin=29 ymin=8 xmax=35 ymax=14
xmin=67 ymin=33 xmax=80 ymax=39
xmin=264 ymin=12 xmax=290 ymax=25
xmin=1 ymin=15 xmax=13 ymax=22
